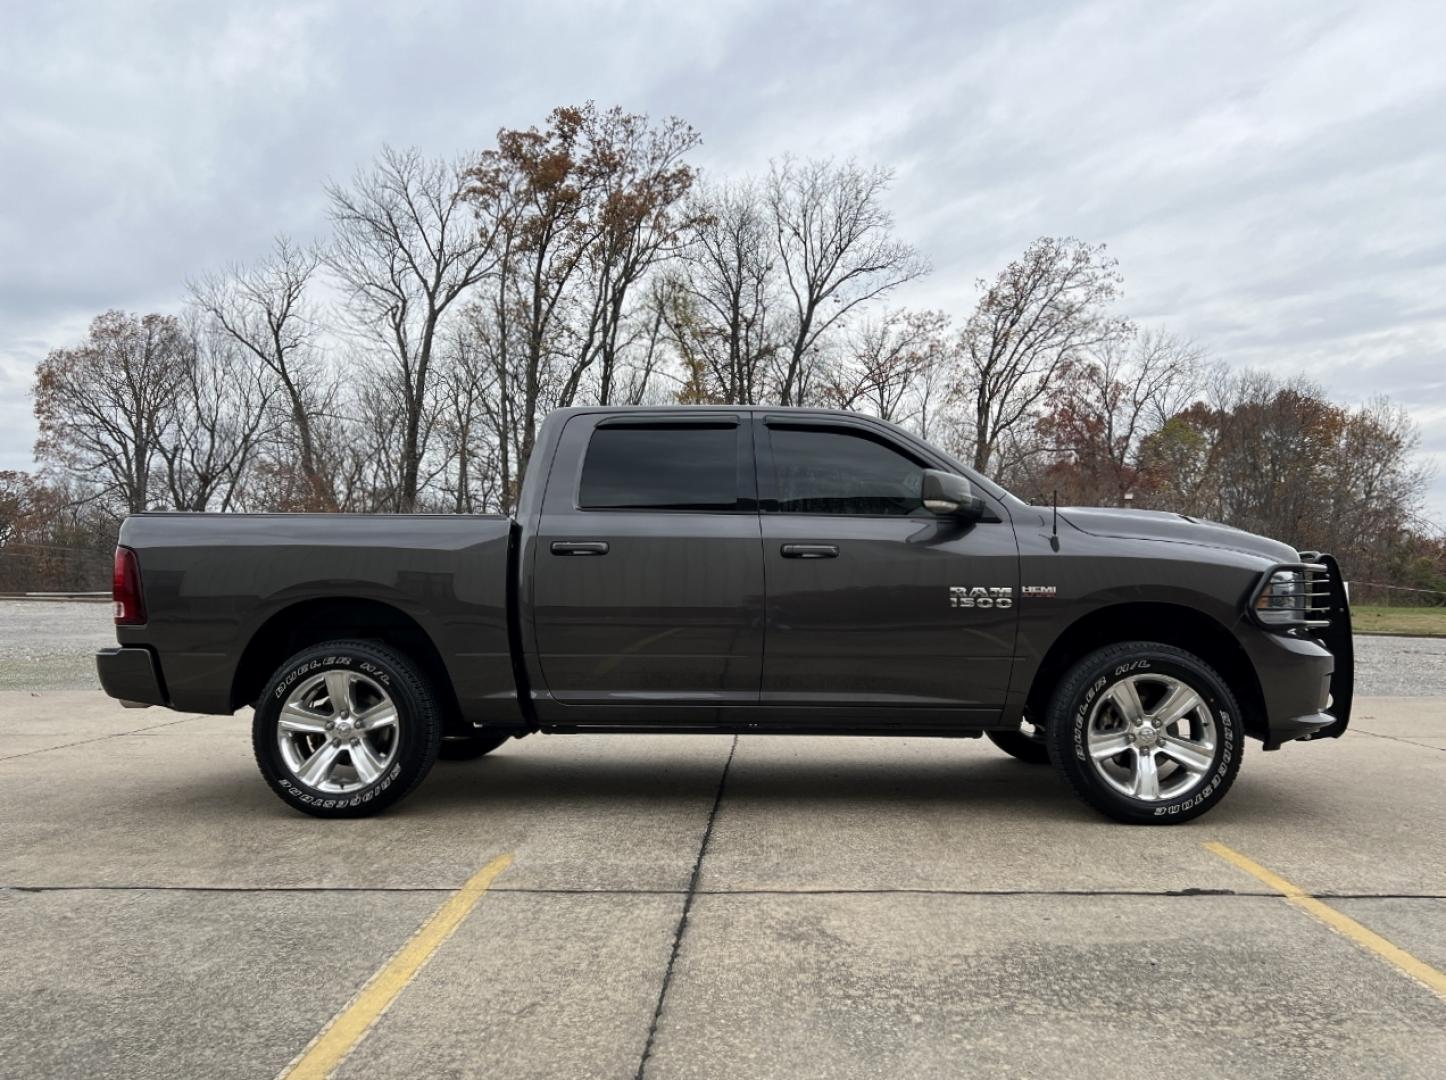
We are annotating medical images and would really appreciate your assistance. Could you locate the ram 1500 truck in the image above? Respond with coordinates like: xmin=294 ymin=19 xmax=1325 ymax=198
xmin=96 ymin=406 xmax=1353 ymax=823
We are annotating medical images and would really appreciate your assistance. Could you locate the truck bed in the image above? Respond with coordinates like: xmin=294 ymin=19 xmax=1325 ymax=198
xmin=113 ymin=513 xmax=518 ymax=721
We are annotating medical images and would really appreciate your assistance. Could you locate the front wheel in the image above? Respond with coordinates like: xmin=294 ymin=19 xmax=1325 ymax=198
xmin=252 ymin=640 xmax=442 ymax=818
xmin=1046 ymin=642 xmax=1243 ymax=824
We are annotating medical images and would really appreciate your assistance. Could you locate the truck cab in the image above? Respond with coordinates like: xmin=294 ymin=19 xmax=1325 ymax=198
xmin=523 ymin=408 xmax=1018 ymax=727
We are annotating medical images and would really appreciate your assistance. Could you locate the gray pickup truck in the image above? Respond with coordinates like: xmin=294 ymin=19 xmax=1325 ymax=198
xmin=97 ymin=406 xmax=1352 ymax=823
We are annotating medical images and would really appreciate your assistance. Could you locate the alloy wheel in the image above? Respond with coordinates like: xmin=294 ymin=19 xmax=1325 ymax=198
xmin=275 ymin=670 xmax=400 ymax=792
xmin=1085 ymin=673 xmax=1217 ymax=802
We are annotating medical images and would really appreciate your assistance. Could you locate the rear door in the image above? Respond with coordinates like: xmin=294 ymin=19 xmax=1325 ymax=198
xmin=529 ymin=412 xmax=764 ymax=716
xmin=756 ymin=416 xmax=1018 ymax=717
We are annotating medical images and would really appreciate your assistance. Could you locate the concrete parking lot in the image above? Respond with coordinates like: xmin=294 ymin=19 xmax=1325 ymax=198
xmin=2 ymin=603 xmax=1444 ymax=1078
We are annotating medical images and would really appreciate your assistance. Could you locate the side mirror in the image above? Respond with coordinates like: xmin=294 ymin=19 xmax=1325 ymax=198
xmin=921 ymin=469 xmax=985 ymax=520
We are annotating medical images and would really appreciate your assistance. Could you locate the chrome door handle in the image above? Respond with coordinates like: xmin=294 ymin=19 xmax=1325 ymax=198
xmin=551 ymin=541 xmax=610 ymax=556
xmin=781 ymin=543 xmax=838 ymax=559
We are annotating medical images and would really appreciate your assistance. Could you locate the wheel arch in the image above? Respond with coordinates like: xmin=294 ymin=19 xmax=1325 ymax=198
xmin=230 ymin=597 xmax=466 ymax=734
xmin=1023 ymin=602 xmax=1268 ymax=741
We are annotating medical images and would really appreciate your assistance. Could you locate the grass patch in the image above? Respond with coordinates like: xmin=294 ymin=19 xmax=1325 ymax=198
xmin=1350 ymin=604 xmax=1446 ymax=637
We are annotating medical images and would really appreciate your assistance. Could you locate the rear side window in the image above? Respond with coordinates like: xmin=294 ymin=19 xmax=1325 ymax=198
xmin=769 ymin=426 xmax=925 ymax=516
xmin=579 ymin=424 xmax=741 ymax=511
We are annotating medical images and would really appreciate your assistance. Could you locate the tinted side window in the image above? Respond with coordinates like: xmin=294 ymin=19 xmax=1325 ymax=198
xmin=579 ymin=425 xmax=740 ymax=511
xmin=770 ymin=427 xmax=924 ymax=516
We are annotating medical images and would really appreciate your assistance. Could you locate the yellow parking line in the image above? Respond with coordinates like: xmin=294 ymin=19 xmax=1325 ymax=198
xmin=278 ymin=852 xmax=514 ymax=1080
xmin=1205 ymin=841 xmax=1446 ymax=1000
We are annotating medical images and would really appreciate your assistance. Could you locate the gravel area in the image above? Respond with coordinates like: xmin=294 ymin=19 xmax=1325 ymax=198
xmin=2 ymin=599 xmax=1444 ymax=696
xmin=0 ymin=600 xmax=114 ymax=691
xmin=1351 ymin=633 xmax=1446 ymax=697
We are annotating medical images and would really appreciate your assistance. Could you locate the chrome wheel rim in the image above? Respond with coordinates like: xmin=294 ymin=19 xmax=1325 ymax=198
xmin=276 ymin=670 xmax=399 ymax=792
xmin=1085 ymin=673 xmax=1217 ymax=802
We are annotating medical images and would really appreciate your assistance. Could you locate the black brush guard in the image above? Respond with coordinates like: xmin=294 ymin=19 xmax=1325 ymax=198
xmin=1246 ymin=554 xmax=1354 ymax=740
xmin=1312 ymin=554 xmax=1354 ymax=739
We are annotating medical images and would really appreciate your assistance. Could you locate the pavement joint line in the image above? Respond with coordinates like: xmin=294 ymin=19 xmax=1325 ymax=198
xmin=634 ymin=733 xmax=738 ymax=1080
xmin=0 ymin=712 xmax=207 ymax=761
xmin=1351 ymin=727 xmax=1446 ymax=752
xmin=5 ymin=883 xmax=1446 ymax=900
xmin=1205 ymin=841 xmax=1446 ymax=1002
xmin=275 ymin=852 xmax=513 ymax=1080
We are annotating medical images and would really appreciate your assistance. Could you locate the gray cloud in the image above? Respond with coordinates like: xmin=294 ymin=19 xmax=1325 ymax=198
xmin=2 ymin=0 xmax=1444 ymax=517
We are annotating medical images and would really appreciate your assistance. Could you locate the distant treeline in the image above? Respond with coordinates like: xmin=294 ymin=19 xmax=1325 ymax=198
xmin=3 ymin=102 xmax=1441 ymax=596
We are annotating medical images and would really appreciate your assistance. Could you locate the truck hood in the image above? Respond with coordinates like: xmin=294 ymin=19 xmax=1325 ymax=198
xmin=1058 ymin=507 xmax=1297 ymax=562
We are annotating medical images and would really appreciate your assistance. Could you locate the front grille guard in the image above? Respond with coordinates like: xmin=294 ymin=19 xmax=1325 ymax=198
xmin=1247 ymin=554 xmax=1354 ymax=739
xmin=1312 ymin=554 xmax=1354 ymax=739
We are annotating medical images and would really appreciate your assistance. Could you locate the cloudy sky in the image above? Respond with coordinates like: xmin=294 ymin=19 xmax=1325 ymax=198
xmin=3 ymin=0 xmax=1445 ymax=517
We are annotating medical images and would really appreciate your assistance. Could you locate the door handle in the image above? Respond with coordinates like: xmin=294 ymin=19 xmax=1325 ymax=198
xmin=781 ymin=543 xmax=838 ymax=559
xmin=551 ymin=540 xmax=610 ymax=556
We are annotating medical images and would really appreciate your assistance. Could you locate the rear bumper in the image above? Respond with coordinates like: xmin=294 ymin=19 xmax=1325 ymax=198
xmin=96 ymin=647 xmax=168 ymax=707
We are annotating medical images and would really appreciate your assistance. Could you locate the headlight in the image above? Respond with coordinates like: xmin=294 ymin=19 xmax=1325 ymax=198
xmin=1255 ymin=569 xmax=1307 ymax=625
xmin=1250 ymin=560 xmax=1338 ymax=632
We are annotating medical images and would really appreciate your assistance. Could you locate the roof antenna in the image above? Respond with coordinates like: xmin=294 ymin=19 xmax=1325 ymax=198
xmin=1050 ymin=489 xmax=1060 ymax=552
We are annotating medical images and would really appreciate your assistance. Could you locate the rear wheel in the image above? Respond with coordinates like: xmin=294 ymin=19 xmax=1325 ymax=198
xmin=252 ymin=640 xmax=442 ymax=818
xmin=1046 ymin=642 xmax=1243 ymax=824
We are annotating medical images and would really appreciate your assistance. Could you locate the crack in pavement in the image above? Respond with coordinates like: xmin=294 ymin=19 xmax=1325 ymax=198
xmin=633 ymin=733 xmax=738 ymax=1080
xmin=1352 ymin=727 xmax=1446 ymax=752
xmin=0 ymin=713 xmax=208 ymax=761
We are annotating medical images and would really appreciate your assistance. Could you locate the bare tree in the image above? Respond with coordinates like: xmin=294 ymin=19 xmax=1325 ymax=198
xmin=559 ymin=106 xmax=700 ymax=406
xmin=668 ymin=180 xmax=781 ymax=404
xmin=33 ymin=311 xmax=189 ymax=514
xmin=821 ymin=309 xmax=951 ymax=423
xmin=326 ymin=147 xmax=500 ymax=511
xmin=454 ymin=299 xmax=523 ymax=510
xmin=339 ymin=373 xmax=409 ymax=512
xmin=1035 ymin=329 xmax=1204 ymax=503
xmin=462 ymin=104 xmax=699 ymax=495
xmin=612 ymin=283 xmax=675 ymax=405
xmin=0 ymin=470 xmax=118 ymax=591
xmin=956 ymin=237 xmax=1132 ymax=475
xmin=1340 ymin=398 xmax=1432 ymax=537
xmin=190 ymin=237 xmax=331 ymax=508
xmin=463 ymin=108 xmax=592 ymax=497
xmin=768 ymin=159 xmax=928 ymax=405
xmin=158 ymin=317 xmax=275 ymax=511
xmin=433 ymin=319 xmax=504 ymax=513
xmin=912 ymin=347 xmax=960 ymax=446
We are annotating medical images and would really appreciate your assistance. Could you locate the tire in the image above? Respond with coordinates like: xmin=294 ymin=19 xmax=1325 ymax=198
xmin=987 ymin=725 xmax=1051 ymax=764
xmin=439 ymin=730 xmax=512 ymax=761
xmin=252 ymin=639 xmax=442 ymax=818
xmin=1045 ymin=642 xmax=1243 ymax=825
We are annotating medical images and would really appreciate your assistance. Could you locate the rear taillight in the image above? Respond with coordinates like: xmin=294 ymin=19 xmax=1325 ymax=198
xmin=113 ymin=546 xmax=146 ymax=625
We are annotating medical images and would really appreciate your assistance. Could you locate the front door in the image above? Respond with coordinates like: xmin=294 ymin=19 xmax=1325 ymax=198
xmin=530 ymin=413 xmax=764 ymax=715
xmin=756 ymin=417 xmax=1019 ymax=716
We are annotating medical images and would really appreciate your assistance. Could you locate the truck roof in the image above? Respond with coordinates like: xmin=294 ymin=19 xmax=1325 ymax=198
xmin=547 ymin=405 xmax=876 ymax=417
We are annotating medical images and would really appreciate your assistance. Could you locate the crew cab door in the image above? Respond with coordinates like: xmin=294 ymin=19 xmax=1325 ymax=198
xmin=529 ymin=412 xmax=763 ymax=715
xmin=756 ymin=416 xmax=1018 ymax=717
